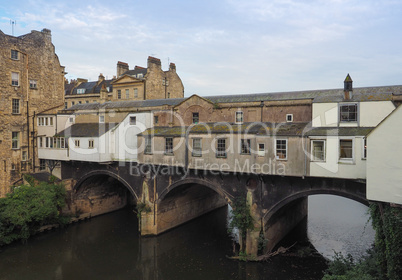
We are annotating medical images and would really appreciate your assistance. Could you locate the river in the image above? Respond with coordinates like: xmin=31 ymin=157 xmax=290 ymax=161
xmin=0 ymin=195 xmax=374 ymax=280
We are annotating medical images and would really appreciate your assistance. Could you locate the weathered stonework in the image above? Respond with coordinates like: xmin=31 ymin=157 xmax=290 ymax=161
xmin=0 ymin=29 xmax=65 ymax=196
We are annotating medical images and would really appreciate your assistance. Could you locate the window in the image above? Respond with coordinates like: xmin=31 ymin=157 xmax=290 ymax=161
xmin=11 ymin=164 xmax=16 ymax=171
xmin=258 ymin=143 xmax=265 ymax=157
xmin=117 ymin=90 xmax=121 ymax=99
xmin=339 ymin=139 xmax=353 ymax=160
xmin=77 ymin=88 xmax=85 ymax=94
xmin=145 ymin=136 xmax=152 ymax=154
xmin=137 ymin=73 xmax=143 ymax=78
xmin=40 ymin=159 xmax=46 ymax=171
xmin=75 ymin=140 xmax=80 ymax=148
xmin=78 ymin=101 xmax=82 ymax=104
xmin=134 ymin=88 xmax=138 ymax=98
xmin=286 ymin=114 xmax=293 ymax=122
xmin=311 ymin=140 xmax=325 ymax=161
xmin=130 ymin=116 xmax=136 ymax=125
xmin=167 ymin=92 xmax=170 ymax=99
xmin=12 ymin=132 xmax=19 ymax=149
xmin=340 ymin=104 xmax=358 ymax=122
xmin=216 ymin=138 xmax=227 ymax=158
xmin=362 ymin=138 xmax=367 ymax=159
xmin=192 ymin=138 xmax=202 ymax=157
xmin=126 ymin=89 xmax=130 ymax=99
xmin=99 ymin=115 xmax=105 ymax=123
xmin=11 ymin=72 xmax=19 ymax=86
xmin=192 ymin=112 xmax=199 ymax=124
xmin=49 ymin=117 xmax=53 ymax=126
xmin=235 ymin=111 xmax=243 ymax=123
xmin=64 ymin=102 xmax=68 ymax=109
xmin=88 ymin=140 xmax=94 ymax=149
xmin=45 ymin=117 xmax=48 ymax=126
xmin=45 ymin=137 xmax=49 ymax=148
xmin=12 ymin=99 xmax=20 ymax=114
xmin=165 ymin=137 xmax=173 ymax=154
xmin=11 ymin=50 xmax=19 ymax=60
xmin=69 ymin=117 xmax=74 ymax=123
xmin=154 ymin=116 xmax=159 ymax=125
xmin=29 ymin=80 xmax=37 ymax=89
xmin=39 ymin=137 xmax=43 ymax=148
xmin=22 ymin=151 xmax=27 ymax=161
xmin=71 ymin=101 xmax=75 ymax=106
xmin=276 ymin=139 xmax=287 ymax=160
xmin=241 ymin=139 xmax=251 ymax=154
xmin=86 ymin=101 xmax=89 ymax=104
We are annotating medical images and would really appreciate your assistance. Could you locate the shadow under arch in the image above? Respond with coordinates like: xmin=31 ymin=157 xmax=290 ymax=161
xmin=157 ymin=177 xmax=232 ymax=205
xmin=73 ymin=170 xmax=139 ymax=201
xmin=263 ymin=189 xmax=369 ymax=225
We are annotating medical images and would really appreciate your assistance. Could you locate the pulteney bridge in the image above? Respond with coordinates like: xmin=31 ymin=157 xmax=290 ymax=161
xmin=61 ymin=160 xmax=367 ymax=255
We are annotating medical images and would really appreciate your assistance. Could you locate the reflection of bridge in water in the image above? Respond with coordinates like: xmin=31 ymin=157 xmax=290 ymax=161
xmin=64 ymin=160 xmax=367 ymax=255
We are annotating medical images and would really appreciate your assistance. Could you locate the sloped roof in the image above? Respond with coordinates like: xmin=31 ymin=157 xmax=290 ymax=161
xmin=55 ymin=123 xmax=119 ymax=137
xmin=305 ymin=127 xmax=375 ymax=136
xmin=64 ymin=98 xmax=185 ymax=111
xmin=140 ymin=122 xmax=309 ymax=137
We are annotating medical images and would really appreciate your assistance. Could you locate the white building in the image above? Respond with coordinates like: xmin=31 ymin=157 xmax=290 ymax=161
xmin=367 ymin=105 xmax=402 ymax=205
xmin=307 ymin=75 xmax=397 ymax=179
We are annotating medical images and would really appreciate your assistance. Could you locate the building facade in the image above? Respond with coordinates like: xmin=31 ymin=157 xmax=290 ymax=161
xmin=0 ymin=28 xmax=65 ymax=196
xmin=64 ymin=56 xmax=184 ymax=108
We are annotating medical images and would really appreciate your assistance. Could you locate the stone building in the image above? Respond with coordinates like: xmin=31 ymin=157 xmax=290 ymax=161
xmin=0 ymin=28 xmax=65 ymax=196
xmin=64 ymin=56 xmax=184 ymax=108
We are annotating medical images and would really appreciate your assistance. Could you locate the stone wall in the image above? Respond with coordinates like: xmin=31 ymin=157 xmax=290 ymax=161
xmin=0 ymin=29 xmax=65 ymax=196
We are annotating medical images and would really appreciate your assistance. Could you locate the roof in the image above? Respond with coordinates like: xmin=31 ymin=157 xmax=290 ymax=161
xmin=305 ymin=127 xmax=375 ymax=137
xmin=64 ymin=98 xmax=185 ymax=111
xmin=55 ymin=123 xmax=119 ymax=137
xmin=122 ymin=67 xmax=148 ymax=77
xmin=140 ymin=122 xmax=309 ymax=137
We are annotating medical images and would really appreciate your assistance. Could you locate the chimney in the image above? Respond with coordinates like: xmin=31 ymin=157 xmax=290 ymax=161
xmin=344 ymin=74 xmax=353 ymax=100
xmin=147 ymin=56 xmax=161 ymax=70
xmin=169 ymin=62 xmax=176 ymax=72
xmin=41 ymin=28 xmax=52 ymax=42
xmin=117 ymin=61 xmax=129 ymax=77
xmin=98 ymin=73 xmax=105 ymax=83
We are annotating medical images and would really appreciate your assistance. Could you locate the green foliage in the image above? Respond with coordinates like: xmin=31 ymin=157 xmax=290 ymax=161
xmin=228 ymin=196 xmax=254 ymax=252
xmin=136 ymin=202 xmax=151 ymax=219
xmin=323 ymin=203 xmax=402 ymax=280
xmin=0 ymin=181 xmax=68 ymax=246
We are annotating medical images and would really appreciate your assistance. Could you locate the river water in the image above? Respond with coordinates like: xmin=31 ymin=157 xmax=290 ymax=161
xmin=0 ymin=195 xmax=374 ymax=280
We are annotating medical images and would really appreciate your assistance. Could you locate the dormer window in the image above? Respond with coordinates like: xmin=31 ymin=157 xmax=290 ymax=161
xmin=137 ymin=73 xmax=143 ymax=78
xmin=77 ymin=88 xmax=85 ymax=94
xmin=339 ymin=104 xmax=358 ymax=122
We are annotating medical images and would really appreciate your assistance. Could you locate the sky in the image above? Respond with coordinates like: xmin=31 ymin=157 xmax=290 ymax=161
xmin=1 ymin=0 xmax=402 ymax=97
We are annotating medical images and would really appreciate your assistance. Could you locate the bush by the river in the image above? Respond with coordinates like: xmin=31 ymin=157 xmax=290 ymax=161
xmin=323 ymin=203 xmax=402 ymax=280
xmin=0 ymin=177 xmax=69 ymax=246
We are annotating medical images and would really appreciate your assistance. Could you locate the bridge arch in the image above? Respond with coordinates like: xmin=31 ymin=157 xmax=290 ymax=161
xmin=157 ymin=177 xmax=232 ymax=204
xmin=263 ymin=189 xmax=369 ymax=226
xmin=73 ymin=170 xmax=139 ymax=200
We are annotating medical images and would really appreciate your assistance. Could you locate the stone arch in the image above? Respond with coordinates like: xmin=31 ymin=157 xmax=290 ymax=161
xmin=157 ymin=177 xmax=232 ymax=205
xmin=74 ymin=170 xmax=139 ymax=200
xmin=263 ymin=189 xmax=369 ymax=226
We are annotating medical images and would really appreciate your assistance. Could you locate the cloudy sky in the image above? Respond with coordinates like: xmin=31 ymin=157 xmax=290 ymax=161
xmin=1 ymin=0 xmax=401 ymax=97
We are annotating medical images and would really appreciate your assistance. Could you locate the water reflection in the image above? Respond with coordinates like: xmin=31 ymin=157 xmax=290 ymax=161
xmin=307 ymin=195 xmax=375 ymax=260
xmin=0 ymin=195 xmax=374 ymax=280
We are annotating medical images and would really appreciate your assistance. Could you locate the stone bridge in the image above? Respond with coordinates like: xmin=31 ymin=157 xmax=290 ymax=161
xmin=61 ymin=161 xmax=367 ymax=256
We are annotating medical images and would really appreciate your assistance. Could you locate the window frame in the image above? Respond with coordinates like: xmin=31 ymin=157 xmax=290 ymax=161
xmin=12 ymin=99 xmax=20 ymax=114
xmin=12 ymin=132 xmax=20 ymax=149
xmin=216 ymin=138 xmax=227 ymax=158
xmin=286 ymin=114 xmax=293 ymax=122
xmin=29 ymin=79 xmax=37 ymax=89
xmin=192 ymin=112 xmax=199 ymax=124
xmin=257 ymin=143 xmax=265 ymax=157
xmin=88 ymin=139 xmax=94 ymax=149
xmin=311 ymin=139 xmax=326 ymax=162
xmin=11 ymin=49 xmax=19 ymax=60
xmin=75 ymin=139 xmax=80 ymax=148
xmin=125 ymin=89 xmax=130 ymax=99
xmin=165 ymin=137 xmax=173 ymax=155
xmin=192 ymin=138 xmax=202 ymax=157
xmin=275 ymin=139 xmax=288 ymax=160
xmin=129 ymin=116 xmax=136 ymax=125
xmin=144 ymin=136 xmax=152 ymax=154
xmin=235 ymin=111 xmax=244 ymax=124
xmin=240 ymin=139 xmax=251 ymax=155
xmin=154 ymin=116 xmax=159 ymax=125
xmin=339 ymin=138 xmax=354 ymax=161
xmin=339 ymin=103 xmax=358 ymax=123
xmin=39 ymin=159 xmax=46 ymax=171
xmin=99 ymin=115 xmax=105 ymax=123
xmin=117 ymin=89 xmax=121 ymax=99
xmin=134 ymin=88 xmax=138 ymax=98
xmin=11 ymin=72 xmax=19 ymax=86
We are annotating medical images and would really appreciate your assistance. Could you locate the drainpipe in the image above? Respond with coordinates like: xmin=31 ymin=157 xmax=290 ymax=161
xmin=303 ymin=135 xmax=308 ymax=178
xmin=32 ymin=111 xmax=35 ymax=173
